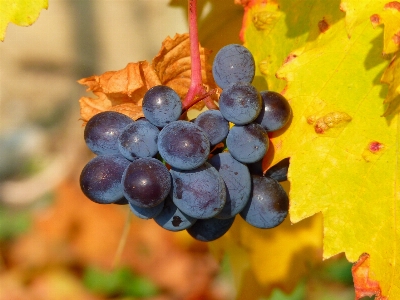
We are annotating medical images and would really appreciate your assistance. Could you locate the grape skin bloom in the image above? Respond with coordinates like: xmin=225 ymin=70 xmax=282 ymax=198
xmin=84 ymin=111 xmax=134 ymax=155
xmin=154 ymin=196 xmax=197 ymax=231
xmin=212 ymin=44 xmax=255 ymax=89
xmin=80 ymin=154 xmax=131 ymax=204
xmin=255 ymin=90 xmax=292 ymax=132
xmin=118 ymin=121 xmax=159 ymax=160
xmin=194 ymin=110 xmax=229 ymax=146
xmin=226 ymin=123 xmax=269 ymax=163
xmin=240 ymin=175 xmax=289 ymax=229
xmin=142 ymin=85 xmax=182 ymax=128
xmin=122 ymin=158 xmax=171 ymax=208
xmin=158 ymin=121 xmax=210 ymax=170
xmin=208 ymin=153 xmax=251 ymax=219
xmin=170 ymin=162 xmax=226 ymax=219
xmin=219 ymin=82 xmax=262 ymax=125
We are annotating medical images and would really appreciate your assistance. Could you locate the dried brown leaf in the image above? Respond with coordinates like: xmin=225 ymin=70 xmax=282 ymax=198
xmin=78 ymin=33 xmax=217 ymax=122
xmin=153 ymin=33 xmax=218 ymax=110
xmin=78 ymin=61 xmax=160 ymax=123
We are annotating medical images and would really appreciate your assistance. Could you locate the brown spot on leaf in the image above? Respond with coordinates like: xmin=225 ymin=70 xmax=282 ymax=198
xmin=312 ymin=111 xmax=352 ymax=134
xmin=352 ymin=253 xmax=388 ymax=300
xmin=318 ymin=19 xmax=329 ymax=33
xmin=370 ymin=14 xmax=381 ymax=27
xmin=384 ymin=1 xmax=400 ymax=11
xmin=368 ymin=141 xmax=384 ymax=153
xmin=307 ymin=115 xmax=317 ymax=125
xmin=283 ymin=54 xmax=297 ymax=64
xmin=392 ymin=31 xmax=400 ymax=45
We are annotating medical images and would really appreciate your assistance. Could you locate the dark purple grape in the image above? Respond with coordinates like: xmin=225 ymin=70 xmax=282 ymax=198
xmin=265 ymin=158 xmax=290 ymax=182
xmin=240 ymin=175 xmax=289 ymax=228
xmin=122 ymin=158 xmax=171 ymax=208
xmin=118 ymin=121 xmax=159 ymax=160
xmin=194 ymin=110 xmax=229 ymax=146
xmin=129 ymin=199 xmax=164 ymax=219
xmin=186 ymin=216 xmax=235 ymax=242
xmin=219 ymin=82 xmax=262 ymax=125
xmin=255 ymin=91 xmax=291 ymax=132
xmin=154 ymin=196 xmax=197 ymax=231
xmin=158 ymin=121 xmax=210 ymax=170
xmin=142 ymin=85 xmax=182 ymax=128
xmin=84 ymin=111 xmax=134 ymax=155
xmin=208 ymin=153 xmax=251 ymax=219
xmin=80 ymin=154 xmax=130 ymax=204
xmin=212 ymin=44 xmax=255 ymax=89
xmin=226 ymin=123 xmax=269 ymax=163
xmin=170 ymin=162 xmax=226 ymax=219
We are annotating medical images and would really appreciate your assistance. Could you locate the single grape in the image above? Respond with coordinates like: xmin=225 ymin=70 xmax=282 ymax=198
xmin=219 ymin=82 xmax=262 ymax=125
xmin=142 ymin=85 xmax=182 ymax=128
xmin=170 ymin=162 xmax=226 ymax=219
xmin=212 ymin=44 xmax=255 ymax=89
xmin=208 ymin=153 xmax=251 ymax=219
xmin=129 ymin=199 xmax=164 ymax=219
xmin=80 ymin=154 xmax=130 ymax=204
xmin=194 ymin=110 xmax=229 ymax=146
xmin=186 ymin=216 xmax=235 ymax=242
xmin=226 ymin=123 xmax=269 ymax=163
xmin=154 ymin=195 xmax=197 ymax=231
xmin=84 ymin=111 xmax=134 ymax=155
xmin=240 ymin=175 xmax=289 ymax=228
xmin=255 ymin=91 xmax=291 ymax=132
xmin=158 ymin=121 xmax=210 ymax=170
xmin=118 ymin=121 xmax=159 ymax=160
xmin=122 ymin=158 xmax=171 ymax=208
xmin=265 ymin=157 xmax=290 ymax=182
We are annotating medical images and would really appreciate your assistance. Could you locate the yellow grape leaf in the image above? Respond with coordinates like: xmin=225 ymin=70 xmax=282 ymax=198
xmin=237 ymin=0 xmax=400 ymax=298
xmin=341 ymin=0 xmax=400 ymax=54
xmin=0 ymin=0 xmax=48 ymax=41
xmin=271 ymin=4 xmax=399 ymax=300
xmin=381 ymin=54 xmax=400 ymax=116
xmin=78 ymin=33 xmax=215 ymax=123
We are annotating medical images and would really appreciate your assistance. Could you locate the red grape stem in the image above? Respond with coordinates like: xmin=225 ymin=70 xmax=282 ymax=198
xmin=183 ymin=0 xmax=218 ymax=111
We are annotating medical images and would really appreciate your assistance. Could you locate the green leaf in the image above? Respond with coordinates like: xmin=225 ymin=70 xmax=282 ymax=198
xmin=0 ymin=0 xmax=48 ymax=41
xmin=83 ymin=266 xmax=158 ymax=297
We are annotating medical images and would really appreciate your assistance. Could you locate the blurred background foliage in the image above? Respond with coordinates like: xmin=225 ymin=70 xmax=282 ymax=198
xmin=0 ymin=1 xmax=364 ymax=299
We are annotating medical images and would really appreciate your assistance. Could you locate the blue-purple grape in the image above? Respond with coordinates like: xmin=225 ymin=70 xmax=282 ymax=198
xmin=158 ymin=121 xmax=210 ymax=170
xmin=170 ymin=162 xmax=226 ymax=219
xmin=118 ymin=121 xmax=159 ymax=160
xmin=240 ymin=175 xmax=289 ymax=228
xmin=129 ymin=199 xmax=164 ymax=219
xmin=142 ymin=85 xmax=182 ymax=128
xmin=80 ymin=154 xmax=130 ymax=204
xmin=212 ymin=44 xmax=255 ymax=89
xmin=208 ymin=153 xmax=251 ymax=219
xmin=122 ymin=158 xmax=171 ymax=208
xmin=219 ymin=82 xmax=261 ymax=125
xmin=194 ymin=110 xmax=229 ymax=146
xmin=265 ymin=157 xmax=290 ymax=182
xmin=255 ymin=91 xmax=291 ymax=132
xmin=226 ymin=123 xmax=269 ymax=163
xmin=154 ymin=196 xmax=197 ymax=231
xmin=84 ymin=111 xmax=134 ymax=155
xmin=186 ymin=216 xmax=235 ymax=242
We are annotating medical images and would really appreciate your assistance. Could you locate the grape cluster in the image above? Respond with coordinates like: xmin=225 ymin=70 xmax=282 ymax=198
xmin=80 ymin=44 xmax=292 ymax=242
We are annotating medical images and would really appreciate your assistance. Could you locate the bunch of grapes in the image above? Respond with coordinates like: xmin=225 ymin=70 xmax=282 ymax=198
xmin=80 ymin=44 xmax=292 ymax=242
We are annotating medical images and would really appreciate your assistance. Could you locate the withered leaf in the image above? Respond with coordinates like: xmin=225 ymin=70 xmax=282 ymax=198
xmin=78 ymin=33 xmax=217 ymax=123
